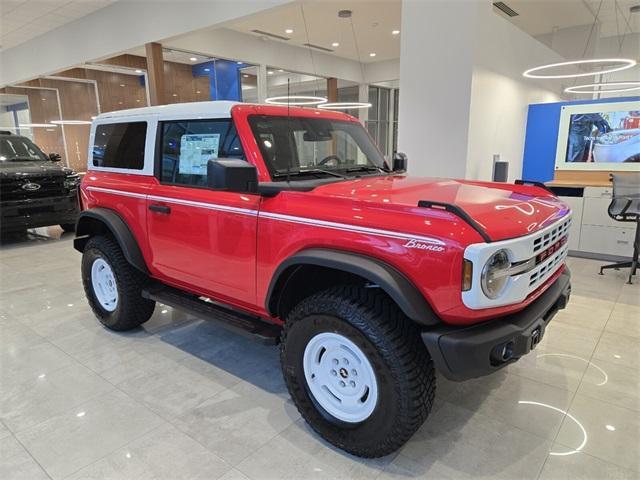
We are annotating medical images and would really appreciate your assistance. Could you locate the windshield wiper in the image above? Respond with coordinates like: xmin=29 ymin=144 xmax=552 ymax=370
xmin=274 ymin=168 xmax=347 ymax=179
xmin=345 ymin=165 xmax=386 ymax=174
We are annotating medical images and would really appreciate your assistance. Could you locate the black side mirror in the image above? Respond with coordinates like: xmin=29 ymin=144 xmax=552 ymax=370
xmin=207 ymin=159 xmax=258 ymax=193
xmin=392 ymin=152 xmax=407 ymax=173
xmin=49 ymin=153 xmax=62 ymax=162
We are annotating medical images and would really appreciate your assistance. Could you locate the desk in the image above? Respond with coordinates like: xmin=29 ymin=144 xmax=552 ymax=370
xmin=545 ymin=182 xmax=634 ymax=260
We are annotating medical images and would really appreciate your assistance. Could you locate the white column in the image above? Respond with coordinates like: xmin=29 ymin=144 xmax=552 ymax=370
xmin=397 ymin=0 xmax=480 ymax=178
xmin=257 ymin=64 xmax=268 ymax=104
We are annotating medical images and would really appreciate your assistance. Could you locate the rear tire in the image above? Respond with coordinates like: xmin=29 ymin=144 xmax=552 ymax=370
xmin=280 ymin=285 xmax=435 ymax=458
xmin=81 ymin=235 xmax=155 ymax=331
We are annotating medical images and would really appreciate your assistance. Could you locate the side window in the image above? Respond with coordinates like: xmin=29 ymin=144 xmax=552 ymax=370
xmin=159 ymin=119 xmax=244 ymax=187
xmin=93 ymin=122 xmax=146 ymax=169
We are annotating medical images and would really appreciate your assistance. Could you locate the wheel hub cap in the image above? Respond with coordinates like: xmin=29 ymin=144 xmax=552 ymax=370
xmin=91 ymin=258 xmax=118 ymax=312
xmin=303 ymin=332 xmax=378 ymax=423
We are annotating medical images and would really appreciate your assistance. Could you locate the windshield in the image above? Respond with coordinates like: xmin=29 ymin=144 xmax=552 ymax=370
xmin=248 ymin=115 xmax=387 ymax=180
xmin=0 ymin=136 xmax=48 ymax=162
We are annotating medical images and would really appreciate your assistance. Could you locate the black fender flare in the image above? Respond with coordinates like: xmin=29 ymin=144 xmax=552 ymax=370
xmin=266 ymin=248 xmax=440 ymax=326
xmin=73 ymin=208 xmax=149 ymax=274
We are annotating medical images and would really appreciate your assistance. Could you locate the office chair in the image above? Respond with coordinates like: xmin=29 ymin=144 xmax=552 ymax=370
xmin=599 ymin=173 xmax=640 ymax=284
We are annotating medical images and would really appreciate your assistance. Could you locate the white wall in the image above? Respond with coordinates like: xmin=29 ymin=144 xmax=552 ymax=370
xmin=0 ymin=0 xmax=292 ymax=86
xmin=465 ymin=2 xmax=566 ymax=181
xmin=397 ymin=0 xmax=478 ymax=179
xmin=397 ymin=0 xmax=566 ymax=180
xmin=465 ymin=68 xmax=561 ymax=181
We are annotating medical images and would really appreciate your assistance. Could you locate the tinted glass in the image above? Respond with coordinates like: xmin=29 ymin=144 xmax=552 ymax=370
xmin=93 ymin=122 xmax=146 ymax=169
xmin=160 ymin=119 xmax=244 ymax=187
xmin=248 ymin=115 xmax=386 ymax=180
xmin=0 ymin=136 xmax=48 ymax=162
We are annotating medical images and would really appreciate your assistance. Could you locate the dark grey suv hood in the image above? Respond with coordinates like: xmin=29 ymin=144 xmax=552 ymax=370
xmin=0 ymin=161 xmax=73 ymax=179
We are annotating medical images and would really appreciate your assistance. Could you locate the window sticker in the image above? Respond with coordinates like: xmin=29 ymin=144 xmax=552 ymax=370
xmin=179 ymin=133 xmax=221 ymax=175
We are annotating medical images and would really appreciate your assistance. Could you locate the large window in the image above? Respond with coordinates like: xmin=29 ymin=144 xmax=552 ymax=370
xmin=159 ymin=119 xmax=244 ymax=187
xmin=248 ymin=115 xmax=385 ymax=181
xmin=93 ymin=122 xmax=147 ymax=170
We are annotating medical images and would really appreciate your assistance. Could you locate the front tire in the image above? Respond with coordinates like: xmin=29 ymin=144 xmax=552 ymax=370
xmin=60 ymin=223 xmax=76 ymax=233
xmin=81 ymin=235 xmax=155 ymax=331
xmin=281 ymin=286 xmax=435 ymax=458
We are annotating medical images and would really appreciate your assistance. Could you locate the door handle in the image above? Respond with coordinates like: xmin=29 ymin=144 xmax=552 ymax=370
xmin=149 ymin=204 xmax=171 ymax=214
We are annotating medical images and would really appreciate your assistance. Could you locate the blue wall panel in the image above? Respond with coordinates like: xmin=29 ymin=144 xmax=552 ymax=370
xmin=192 ymin=60 xmax=243 ymax=101
xmin=522 ymin=96 xmax=640 ymax=182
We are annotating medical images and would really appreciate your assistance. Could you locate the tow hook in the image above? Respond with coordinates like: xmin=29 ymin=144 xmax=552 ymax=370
xmin=530 ymin=327 xmax=541 ymax=349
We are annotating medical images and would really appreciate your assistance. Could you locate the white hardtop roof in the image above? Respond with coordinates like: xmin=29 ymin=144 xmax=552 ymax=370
xmin=95 ymin=100 xmax=241 ymax=120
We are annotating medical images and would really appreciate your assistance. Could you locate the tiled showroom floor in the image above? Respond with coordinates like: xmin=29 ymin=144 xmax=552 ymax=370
xmin=1 ymin=227 xmax=639 ymax=480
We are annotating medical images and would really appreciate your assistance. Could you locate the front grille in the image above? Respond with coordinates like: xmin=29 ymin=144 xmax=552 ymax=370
xmin=0 ymin=175 xmax=68 ymax=202
xmin=532 ymin=217 xmax=571 ymax=254
xmin=529 ymin=243 xmax=569 ymax=288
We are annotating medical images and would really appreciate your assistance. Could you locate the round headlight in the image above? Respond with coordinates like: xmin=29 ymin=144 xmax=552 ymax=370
xmin=481 ymin=249 xmax=511 ymax=299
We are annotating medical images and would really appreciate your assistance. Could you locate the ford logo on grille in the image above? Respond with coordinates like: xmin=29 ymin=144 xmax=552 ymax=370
xmin=21 ymin=182 xmax=41 ymax=191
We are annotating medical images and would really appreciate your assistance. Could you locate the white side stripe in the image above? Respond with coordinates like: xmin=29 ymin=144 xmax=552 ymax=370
xmin=147 ymin=195 xmax=258 ymax=216
xmin=86 ymin=186 xmax=444 ymax=246
xmin=87 ymin=186 xmax=147 ymax=199
xmin=259 ymin=212 xmax=445 ymax=246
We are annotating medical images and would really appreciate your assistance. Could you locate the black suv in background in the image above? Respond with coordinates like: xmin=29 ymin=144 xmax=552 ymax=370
xmin=0 ymin=131 xmax=80 ymax=234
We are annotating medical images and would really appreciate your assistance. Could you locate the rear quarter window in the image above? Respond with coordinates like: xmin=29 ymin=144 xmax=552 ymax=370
xmin=93 ymin=122 xmax=147 ymax=170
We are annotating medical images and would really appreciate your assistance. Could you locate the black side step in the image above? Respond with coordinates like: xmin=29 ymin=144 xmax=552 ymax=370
xmin=142 ymin=284 xmax=281 ymax=345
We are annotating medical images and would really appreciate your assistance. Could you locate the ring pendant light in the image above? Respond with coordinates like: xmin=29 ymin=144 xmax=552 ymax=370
xmin=318 ymin=102 xmax=372 ymax=110
xmin=523 ymin=58 xmax=636 ymax=79
xmin=264 ymin=95 xmax=327 ymax=106
xmin=50 ymin=120 xmax=93 ymax=125
xmin=564 ymin=81 xmax=640 ymax=94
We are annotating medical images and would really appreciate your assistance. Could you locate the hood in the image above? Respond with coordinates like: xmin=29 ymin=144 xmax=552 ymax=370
xmin=309 ymin=175 xmax=570 ymax=242
xmin=0 ymin=161 xmax=71 ymax=178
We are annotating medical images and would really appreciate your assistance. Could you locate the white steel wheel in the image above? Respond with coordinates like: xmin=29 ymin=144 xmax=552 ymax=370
xmin=91 ymin=258 xmax=118 ymax=312
xmin=303 ymin=332 xmax=378 ymax=423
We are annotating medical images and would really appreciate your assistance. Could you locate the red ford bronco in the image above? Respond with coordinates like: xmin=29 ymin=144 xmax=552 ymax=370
xmin=75 ymin=101 xmax=571 ymax=457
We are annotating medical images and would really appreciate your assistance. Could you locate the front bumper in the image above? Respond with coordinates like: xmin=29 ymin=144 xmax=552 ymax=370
xmin=422 ymin=268 xmax=571 ymax=381
xmin=0 ymin=193 xmax=79 ymax=231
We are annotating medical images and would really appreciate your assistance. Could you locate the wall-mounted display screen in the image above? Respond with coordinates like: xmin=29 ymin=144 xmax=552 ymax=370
xmin=555 ymin=100 xmax=640 ymax=171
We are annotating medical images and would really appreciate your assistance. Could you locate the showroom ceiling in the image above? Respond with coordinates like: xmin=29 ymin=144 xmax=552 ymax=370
xmin=226 ymin=0 xmax=402 ymax=63
xmin=0 ymin=0 xmax=116 ymax=50
xmin=495 ymin=0 xmax=640 ymax=38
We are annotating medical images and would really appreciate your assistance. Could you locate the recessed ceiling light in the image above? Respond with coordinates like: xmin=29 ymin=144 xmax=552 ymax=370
xmin=278 ymin=69 xmax=284 ymax=72
xmin=285 ymin=28 xmax=294 ymax=34
xmin=196 ymin=90 xmax=201 ymax=94
xmin=204 ymin=68 xmax=210 ymax=72
xmin=119 ymin=84 xmax=125 ymax=87
xmin=392 ymin=30 xmax=400 ymax=35
xmin=135 ymin=69 xmax=142 ymax=73
xmin=332 ymin=42 xmax=340 ymax=47
xmin=189 ymin=57 xmax=198 ymax=62
xmin=267 ymin=71 xmax=274 ymax=75
xmin=236 ymin=61 xmax=243 ymax=65
xmin=369 ymin=52 xmax=376 ymax=57
xmin=243 ymin=74 xmax=249 ymax=78
xmin=172 ymin=93 xmax=177 ymax=97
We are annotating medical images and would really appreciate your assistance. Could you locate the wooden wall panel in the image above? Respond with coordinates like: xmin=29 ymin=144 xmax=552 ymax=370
xmin=4 ymin=86 xmax=65 ymax=163
xmin=84 ymin=70 xmax=147 ymax=112
xmin=163 ymin=61 xmax=210 ymax=104
xmin=24 ymin=78 xmax=99 ymax=172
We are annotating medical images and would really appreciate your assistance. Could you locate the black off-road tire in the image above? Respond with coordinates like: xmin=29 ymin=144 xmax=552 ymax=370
xmin=60 ymin=223 xmax=76 ymax=233
xmin=81 ymin=235 xmax=155 ymax=331
xmin=280 ymin=285 xmax=436 ymax=458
